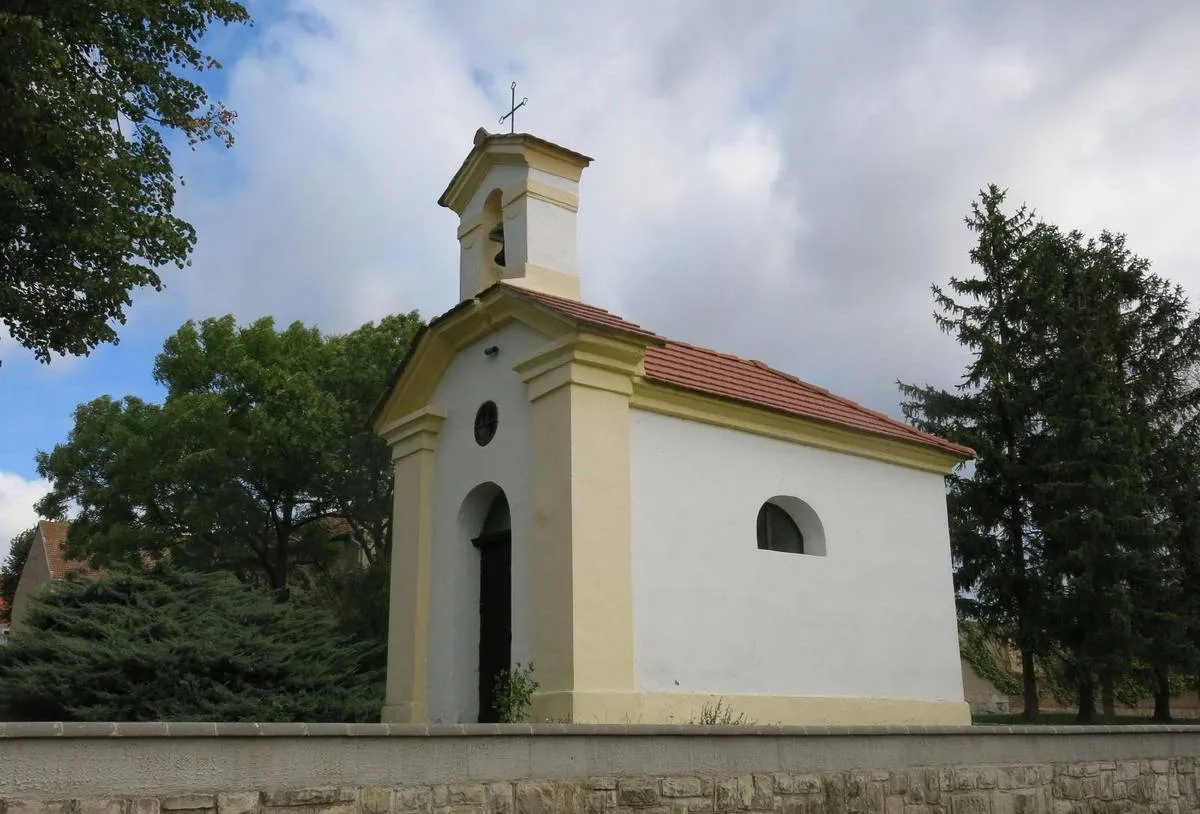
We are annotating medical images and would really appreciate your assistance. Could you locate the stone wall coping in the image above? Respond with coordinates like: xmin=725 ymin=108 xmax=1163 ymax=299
xmin=3 ymin=721 xmax=1200 ymax=738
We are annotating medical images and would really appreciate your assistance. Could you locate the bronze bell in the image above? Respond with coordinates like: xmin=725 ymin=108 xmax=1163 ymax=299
xmin=488 ymin=223 xmax=505 ymax=267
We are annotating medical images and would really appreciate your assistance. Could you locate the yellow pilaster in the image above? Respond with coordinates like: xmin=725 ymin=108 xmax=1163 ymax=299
xmin=515 ymin=334 xmax=644 ymax=722
xmin=379 ymin=407 xmax=445 ymax=724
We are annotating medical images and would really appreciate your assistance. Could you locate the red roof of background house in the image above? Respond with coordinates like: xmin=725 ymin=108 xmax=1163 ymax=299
xmin=38 ymin=520 xmax=100 ymax=580
xmin=501 ymin=284 xmax=974 ymax=459
xmin=0 ymin=595 xmax=9 ymax=623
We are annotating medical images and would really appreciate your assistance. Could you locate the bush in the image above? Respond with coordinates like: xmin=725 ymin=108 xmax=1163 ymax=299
xmin=0 ymin=566 xmax=383 ymax=722
xmin=493 ymin=662 xmax=538 ymax=723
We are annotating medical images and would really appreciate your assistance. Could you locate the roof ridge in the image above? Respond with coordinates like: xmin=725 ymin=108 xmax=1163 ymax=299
xmin=650 ymin=338 xmax=971 ymax=457
xmin=494 ymin=281 xmax=614 ymax=312
xmin=793 ymin=377 xmax=957 ymax=447
xmin=494 ymin=283 xmax=663 ymax=340
xmin=374 ymin=285 xmax=973 ymax=461
xmin=666 ymin=339 xmax=845 ymax=401
xmin=690 ymin=346 xmax=962 ymax=451
xmin=664 ymin=339 xmax=810 ymax=375
xmin=751 ymin=359 xmax=940 ymax=444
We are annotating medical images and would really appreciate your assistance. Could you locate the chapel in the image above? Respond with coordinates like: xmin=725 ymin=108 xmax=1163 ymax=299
xmin=370 ymin=127 xmax=975 ymax=726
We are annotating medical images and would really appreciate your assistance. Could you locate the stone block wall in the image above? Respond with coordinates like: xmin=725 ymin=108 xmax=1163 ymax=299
xmin=2 ymin=723 xmax=1199 ymax=814
xmin=6 ymin=759 xmax=1198 ymax=814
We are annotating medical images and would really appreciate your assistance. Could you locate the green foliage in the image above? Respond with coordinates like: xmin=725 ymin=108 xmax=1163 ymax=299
xmin=907 ymin=183 xmax=1200 ymax=723
xmin=1022 ymin=226 xmax=1200 ymax=720
xmin=690 ymin=698 xmax=752 ymax=726
xmin=34 ymin=312 xmax=423 ymax=598
xmin=959 ymin=622 xmax=1022 ymax=696
xmin=493 ymin=662 xmax=538 ymax=723
xmin=299 ymin=559 xmax=390 ymax=675
xmin=899 ymin=185 xmax=1050 ymax=718
xmin=0 ymin=526 xmax=36 ymax=618
xmin=0 ymin=566 xmax=382 ymax=722
xmin=0 ymin=0 xmax=250 ymax=364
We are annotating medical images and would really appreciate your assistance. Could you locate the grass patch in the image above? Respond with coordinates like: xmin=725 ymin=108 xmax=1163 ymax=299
xmin=690 ymin=698 xmax=754 ymax=725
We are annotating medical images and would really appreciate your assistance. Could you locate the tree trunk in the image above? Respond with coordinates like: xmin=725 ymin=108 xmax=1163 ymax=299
xmin=1077 ymin=674 xmax=1096 ymax=723
xmin=1153 ymin=664 xmax=1172 ymax=723
xmin=1021 ymin=646 xmax=1040 ymax=723
xmin=1100 ymin=672 xmax=1117 ymax=721
xmin=273 ymin=516 xmax=291 ymax=602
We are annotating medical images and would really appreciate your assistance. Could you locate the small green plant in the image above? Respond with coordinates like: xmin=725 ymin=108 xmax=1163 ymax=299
xmin=690 ymin=698 xmax=752 ymax=725
xmin=494 ymin=662 xmax=539 ymax=723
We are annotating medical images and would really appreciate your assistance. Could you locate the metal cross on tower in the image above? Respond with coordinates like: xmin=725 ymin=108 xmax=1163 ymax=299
xmin=499 ymin=81 xmax=527 ymax=134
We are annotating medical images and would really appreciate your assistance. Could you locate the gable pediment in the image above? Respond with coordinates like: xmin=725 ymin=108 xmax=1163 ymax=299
xmin=370 ymin=286 xmax=582 ymax=432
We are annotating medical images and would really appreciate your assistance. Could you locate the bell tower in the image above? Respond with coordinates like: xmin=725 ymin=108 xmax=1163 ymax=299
xmin=439 ymin=128 xmax=592 ymax=302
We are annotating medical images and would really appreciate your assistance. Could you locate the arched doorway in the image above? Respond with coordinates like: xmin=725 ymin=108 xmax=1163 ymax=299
xmin=472 ymin=490 xmax=511 ymax=723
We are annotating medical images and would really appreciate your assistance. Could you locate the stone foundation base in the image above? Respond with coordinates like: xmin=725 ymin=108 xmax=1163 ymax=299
xmin=5 ymin=759 xmax=1193 ymax=814
xmin=528 ymin=690 xmax=972 ymax=727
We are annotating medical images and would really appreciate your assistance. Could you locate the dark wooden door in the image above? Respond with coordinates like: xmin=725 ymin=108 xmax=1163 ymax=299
xmin=476 ymin=530 xmax=511 ymax=723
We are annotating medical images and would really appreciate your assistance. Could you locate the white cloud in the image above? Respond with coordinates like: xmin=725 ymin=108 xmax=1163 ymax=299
xmin=153 ymin=0 xmax=1200 ymax=418
xmin=0 ymin=472 xmax=48 ymax=563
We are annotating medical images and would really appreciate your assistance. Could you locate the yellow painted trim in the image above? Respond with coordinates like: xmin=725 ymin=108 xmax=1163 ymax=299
xmin=515 ymin=332 xmax=642 ymax=400
xmin=523 ymin=331 xmax=646 ymax=710
xmin=502 ymin=265 xmax=581 ymax=302
xmin=502 ymin=179 xmax=579 ymax=212
xmin=530 ymin=691 xmax=971 ymax=727
xmin=523 ymin=363 xmax=632 ymax=402
xmin=440 ymin=136 xmax=591 ymax=214
xmin=372 ymin=293 xmax=577 ymax=431
xmin=456 ymin=215 xmax=483 ymax=241
xmin=630 ymin=380 xmax=967 ymax=475
xmin=379 ymin=407 xmax=446 ymax=460
xmin=380 ymin=409 xmax=445 ymax=724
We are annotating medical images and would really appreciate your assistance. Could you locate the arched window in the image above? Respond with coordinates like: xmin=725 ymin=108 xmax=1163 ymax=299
xmin=755 ymin=496 xmax=826 ymax=556
xmin=757 ymin=502 xmax=804 ymax=554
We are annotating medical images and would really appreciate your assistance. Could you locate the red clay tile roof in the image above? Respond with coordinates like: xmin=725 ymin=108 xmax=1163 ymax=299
xmin=642 ymin=341 xmax=974 ymax=458
xmin=499 ymin=284 xmax=659 ymax=341
xmin=368 ymin=282 xmax=661 ymax=428
xmin=38 ymin=520 xmax=99 ymax=580
xmin=504 ymin=285 xmax=974 ymax=460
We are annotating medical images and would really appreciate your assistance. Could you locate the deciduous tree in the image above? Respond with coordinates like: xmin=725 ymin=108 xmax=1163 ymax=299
xmin=34 ymin=312 xmax=422 ymax=599
xmin=0 ymin=526 xmax=36 ymax=617
xmin=0 ymin=0 xmax=250 ymax=363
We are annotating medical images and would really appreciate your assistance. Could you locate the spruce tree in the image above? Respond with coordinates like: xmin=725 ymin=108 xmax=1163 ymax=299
xmin=899 ymin=185 xmax=1050 ymax=721
xmin=907 ymin=185 xmax=1200 ymax=724
xmin=1027 ymin=230 xmax=1200 ymax=722
xmin=1115 ymin=263 xmax=1200 ymax=721
xmin=1026 ymin=228 xmax=1148 ymax=721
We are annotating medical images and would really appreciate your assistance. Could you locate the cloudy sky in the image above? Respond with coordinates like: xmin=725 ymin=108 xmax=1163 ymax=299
xmin=3 ymin=0 xmax=1200 ymax=556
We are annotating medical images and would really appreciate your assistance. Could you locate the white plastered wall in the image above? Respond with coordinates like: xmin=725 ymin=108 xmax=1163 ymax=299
xmin=629 ymin=409 xmax=965 ymax=703
xmin=425 ymin=322 xmax=545 ymax=723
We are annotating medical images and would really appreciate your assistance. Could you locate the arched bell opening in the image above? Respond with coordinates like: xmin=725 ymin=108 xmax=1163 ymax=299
xmin=483 ymin=189 xmax=506 ymax=269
